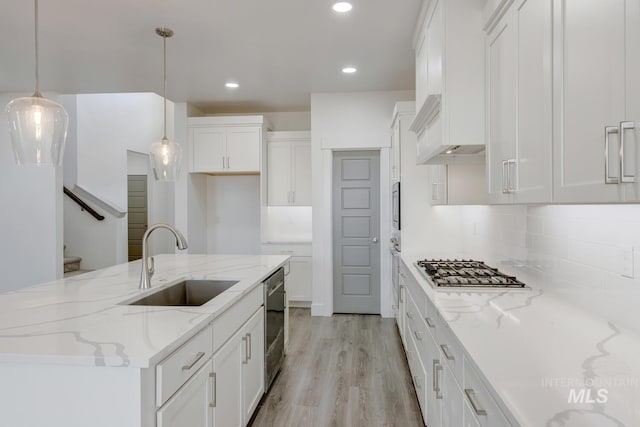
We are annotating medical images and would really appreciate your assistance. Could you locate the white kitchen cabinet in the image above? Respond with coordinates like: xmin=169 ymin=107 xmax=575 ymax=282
xmin=287 ymin=256 xmax=311 ymax=304
xmin=410 ymin=0 xmax=485 ymax=163
xmin=552 ymin=0 xmax=639 ymax=203
xmin=188 ymin=116 xmax=266 ymax=174
xmin=212 ymin=306 xmax=264 ymax=427
xmin=428 ymin=164 xmax=447 ymax=205
xmin=485 ymin=0 xmax=553 ymax=204
xmin=261 ymin=243 xmax=312 ymax=307
xmin=427 ymin=162 xmax=487 ymax=205
xmin=241 ymin=308 xmax=265 ymax=422
xmin=399 ymin=259 xmax=513 ymax=427
xmin=157 ymin=360 xmax=213 ymax=427
xmin=212 ymin=326 xmax=243 ymax=427
xmin=397 ymin=280 xmax=407 ymax=350
xmin=391 ymin=102 xmax=415 ymax=183
xmin=266 ymin=132 xmax=311 ymax=206
xmin=441 ymin=362 xmax=463 ymax=427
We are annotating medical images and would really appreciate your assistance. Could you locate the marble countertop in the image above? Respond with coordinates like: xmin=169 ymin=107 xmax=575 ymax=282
xmin=0 ymin=254 xmax=288 ymax=368
xmin=401 ymin=253 xmax=640 ymax=427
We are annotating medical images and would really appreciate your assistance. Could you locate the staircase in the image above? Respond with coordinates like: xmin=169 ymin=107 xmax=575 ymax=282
xmin=64 ymin=256 xmax=91 ymax=278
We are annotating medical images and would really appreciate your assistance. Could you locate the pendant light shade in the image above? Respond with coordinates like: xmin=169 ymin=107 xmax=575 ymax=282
xmin=5 ymin=0 xmax=69 ymax=166
xmin=149 ymin=27 xmax=182 ymax=182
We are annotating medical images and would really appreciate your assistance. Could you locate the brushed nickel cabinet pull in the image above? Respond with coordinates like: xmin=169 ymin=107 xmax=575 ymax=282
xmin=182 ymin=351 xmax=205 ymax=371
xmin=209 ymin=372 xmax=216 ymax=408
xmin=440 ymin=344 xmax=455 ymax=360
xmin=620 ymin=121 xmax=636 ymax=183
xmin=465 ymin=389 xmax=487 ymax=416
xmin=242 ymin=335 xmax=249 ymax=364
xmin=605 ymin=126 xmax=620 ymax=184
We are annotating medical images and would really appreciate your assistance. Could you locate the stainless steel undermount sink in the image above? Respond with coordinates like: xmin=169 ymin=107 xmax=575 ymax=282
xmin=127 ymin=280 xmax=239 ymax=306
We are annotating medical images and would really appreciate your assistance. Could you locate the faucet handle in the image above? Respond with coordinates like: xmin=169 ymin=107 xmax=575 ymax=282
xmin=149 ymin=256 xmax=155 ymax=278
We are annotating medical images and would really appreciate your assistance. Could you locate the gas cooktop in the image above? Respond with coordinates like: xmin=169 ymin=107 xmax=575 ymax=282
xmin=414 ymin=259 xmax=527 ymax=288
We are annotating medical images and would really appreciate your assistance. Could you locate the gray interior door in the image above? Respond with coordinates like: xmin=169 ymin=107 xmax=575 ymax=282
xmin=333 ymin=151 xmax=381 ymax=314
xmin=128 ymin=175 xmax=148 ymax=261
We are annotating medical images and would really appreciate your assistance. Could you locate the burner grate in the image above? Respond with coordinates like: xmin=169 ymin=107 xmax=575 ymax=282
xmin=415 ymin=259 xmax=526 ymax=288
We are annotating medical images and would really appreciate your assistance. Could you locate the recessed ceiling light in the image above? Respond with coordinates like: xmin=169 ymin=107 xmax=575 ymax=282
xmin=342 ymin=67 xmax=357 ymax=74
xmin=225 ymin=82 xmax=239 ymax=88
xmin=332 ymin=2 xmax=353 ymax=13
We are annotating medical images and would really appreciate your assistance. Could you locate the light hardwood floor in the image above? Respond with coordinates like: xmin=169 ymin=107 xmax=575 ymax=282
xmin=251 ymin=308 xmax=424 ymax=427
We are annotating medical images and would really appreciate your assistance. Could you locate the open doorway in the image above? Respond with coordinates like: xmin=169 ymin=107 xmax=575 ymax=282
xmin=127 ymin=175 xmax=148 ymax=261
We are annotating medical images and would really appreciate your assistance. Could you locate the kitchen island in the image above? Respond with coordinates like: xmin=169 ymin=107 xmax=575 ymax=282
xmin=0 ymin=254 xmax=288 ymax=427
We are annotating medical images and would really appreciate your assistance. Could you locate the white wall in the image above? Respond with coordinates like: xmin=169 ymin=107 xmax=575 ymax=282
xmin=0 ymin=93 xmax=64 ymax=291
xmin=311 ymin=90 xmax=414 ymax=317
xmin=62 ymin=93 xmax=178 ymax=270
xmin=206 ymin=176 xmax=261 ymax=254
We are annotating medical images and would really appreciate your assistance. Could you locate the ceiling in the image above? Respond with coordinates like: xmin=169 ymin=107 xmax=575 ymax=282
xmin=0 ymin=0 xmax=421 ymax=113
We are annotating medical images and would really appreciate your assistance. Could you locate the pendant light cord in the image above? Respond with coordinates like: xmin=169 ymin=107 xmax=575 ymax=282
xmin=34 ymin=0 xmax=41 ymax=97
xmin=163 ymin=33 xmax=167 ymax=140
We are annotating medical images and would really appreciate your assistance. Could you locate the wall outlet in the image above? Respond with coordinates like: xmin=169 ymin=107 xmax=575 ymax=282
xmin=622 ymin=246 xmax=634 ymax=278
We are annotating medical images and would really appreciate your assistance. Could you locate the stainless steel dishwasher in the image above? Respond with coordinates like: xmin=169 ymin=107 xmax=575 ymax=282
xmin=264 ymin=267 xmax=285 ymax=391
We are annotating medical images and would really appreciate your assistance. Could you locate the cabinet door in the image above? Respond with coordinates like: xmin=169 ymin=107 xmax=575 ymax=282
xmin=157 ymin=360 xmax=213 ymax=427
xmin=441 ymin=363 xmax=463 ymax=427
xmin=463 ymin=399 xmax=482 ymax=427
xmin=426 ymin=0 xmax=443 ymax=96
xmin=287 ymin=256 xmax=312 ymax=302
xmin=553 ymin=0 xmax=627 ymax=202
xmin=191 ymin=128 xmax=226 ymax=172
xmin=291 ymin=142 xmax=312 ymax=206
xmin=391 ymin=121 xmax=401 ymax=182
xmin=397 ymin=281 xmax=406 ymax=349
xmin=226 ymin=127 xmax=261 ymax=172
xmin=242 ymin=308 xmax=265 ymax=423
xmin=267 ymin=142 xmax=292 ymax=206
xmin=212 ymin=330 xmax=243 ymax=427
xmin=623 ymin=0 xmax=640 ymax=200
xmin=415 ymin=30 xmax=428 ymax=109
xmin=428 ymin=165 xmax=447 ymax=205
xmin=513 ymin=0 xmax=553 ymax=203
xmin=486 ymin=17 xmax=516 ymax=204
xmin=425 ymin=333 xmax=443 ymax=427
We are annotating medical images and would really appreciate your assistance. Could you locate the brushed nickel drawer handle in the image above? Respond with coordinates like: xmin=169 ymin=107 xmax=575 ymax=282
xmin=247 ymin=333 xmax=252 ymax=361
xmin=242 ymin=335 xmax=249 ymax=364
xmin=425 ymin=317 xmax=435 ymax=328
xmin=620 ymin=121 xmax=636 ymax=183
xmin=406 ymin=311 xmax=414 ymax=319
xmin=414 ymin=375 xmax=421 ymax=389
xmin=414 ymin=330 xmax=422 ymax=341
xmin=440 ymin=344 xmax=454 ymax=360
xmin=465 ymin=389 xmax=487 ymax=416
xmin=182 ymin=351 xmax=205 ymax=371
xmin=209 ymin=372 xmax=216 ymax=407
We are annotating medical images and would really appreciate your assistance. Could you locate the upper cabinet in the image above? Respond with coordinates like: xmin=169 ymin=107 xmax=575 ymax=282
xmin=188 ymin=116 xmax=267 ymax=174
xmin=266 ymin=131 xmax=311 ymax=206
xmin=410 ymin=0 xmax=485 ymax=164
xmin=484 ymin=0 xmax=553 ymax=204
xmin=391 ymin=102 xmax=416 ymax=182
xmin=552 ymin=0 xmax=640 ymax=203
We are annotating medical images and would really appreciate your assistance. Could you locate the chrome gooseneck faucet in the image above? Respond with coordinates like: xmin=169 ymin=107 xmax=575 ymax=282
xmin=140 ymin=224 xmax=188 ymax=290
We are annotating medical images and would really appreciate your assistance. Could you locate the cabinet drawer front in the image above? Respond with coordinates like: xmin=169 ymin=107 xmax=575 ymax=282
xmin=463 ymin=360 xmax=511 ymax=427
xmin=260 ymin=243 xmax=312 ymax=257
xmin=438 ymin=321 xmax=464 ymax=387
xmin=405 ymin=290 xmax=430 ymax=365
xmin=406 ymin=326 xmax=427 ymax=420
xmin=156 ymin=324 xmax=213 ymax=407
xmin=213 ymin=285 xmax=263 ymax=353
xmin=400 ymin=262 xmax=427 ymax=319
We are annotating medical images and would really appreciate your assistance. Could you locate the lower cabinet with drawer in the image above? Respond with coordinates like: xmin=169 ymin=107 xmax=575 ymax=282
xmin=400 ymin=260 xmax=513 ymax=427
xmin=156 ymin=286 xmax=265 ymax=427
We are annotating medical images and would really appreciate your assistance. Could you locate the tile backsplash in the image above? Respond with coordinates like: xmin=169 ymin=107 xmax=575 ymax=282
xmin=426 ymin=204 xmax=640 ymax=334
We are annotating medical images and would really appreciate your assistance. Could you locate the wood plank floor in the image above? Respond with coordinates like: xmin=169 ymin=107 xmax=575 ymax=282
xmin=251 ymin=308 xmax=424 ymax=427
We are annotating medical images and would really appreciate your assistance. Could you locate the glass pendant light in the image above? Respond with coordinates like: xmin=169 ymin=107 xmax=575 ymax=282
xmin=149 ymin=27 xmax=182 ymax=182
xmin=6 ymin=0 xmax=69 ymax=166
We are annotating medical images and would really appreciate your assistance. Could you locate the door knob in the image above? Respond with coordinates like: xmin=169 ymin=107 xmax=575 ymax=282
xmin=371 ymin=237 xmax=379 ymax=243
